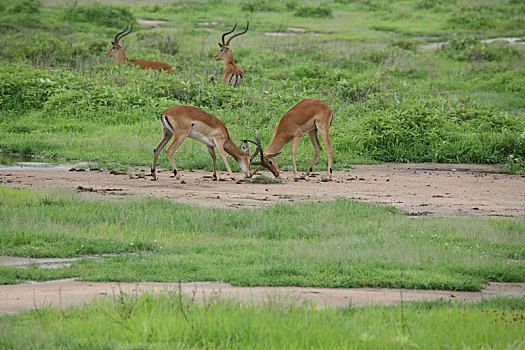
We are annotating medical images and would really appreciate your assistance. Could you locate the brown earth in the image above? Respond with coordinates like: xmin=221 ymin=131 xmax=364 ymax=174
xmin=1 ymin=163 xmax=524 ymax=217
xmin=1 ymin=163 xmax=524 ymax=315
xmin=1 ymin=280 xmax=524 ymax=315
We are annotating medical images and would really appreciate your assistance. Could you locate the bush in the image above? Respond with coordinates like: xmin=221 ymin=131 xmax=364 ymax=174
xmin=0 ymin=0 xmax=42 ymax=27
xmin=63 ymin=4 xmax=134 ymax=28
xmin=294 ymin=4 xmax=332 ymax=18
xmin=353 ymin=94 xmax=525 ymax=163
xmin=439 ymin=35 xmax=520 ymax=62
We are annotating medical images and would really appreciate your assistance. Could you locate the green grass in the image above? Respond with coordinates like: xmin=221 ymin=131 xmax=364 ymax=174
xmin=1 ymin=0 xmax=525 ymax=173
xmin=1 ymin=187 xmax=523 ymax=290
xmin=1 ymin=294 xmax=524 ymax=349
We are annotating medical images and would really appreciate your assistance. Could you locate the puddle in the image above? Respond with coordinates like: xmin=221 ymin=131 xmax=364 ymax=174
xmin=0 ymin=254 xmax=137 ymax=270
xmin=420 ymin=36 xmax=525 ymax=49
xmin=0 ymin=153 xmax=89 ymax=171
xmin=264 ymin=27 xmax=308 ymax=37
xmin=137 ymin=19 xmax=167 ymax=27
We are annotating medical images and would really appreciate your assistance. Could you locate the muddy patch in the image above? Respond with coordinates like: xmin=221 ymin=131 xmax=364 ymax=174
xmin=265 ymin=27 xmax=308 ymax=36
xmin=137 ymin=19 xmax=167 ymax=28
xmin=420 ymin=36 xmax=525 ymax=49
xmin=0 ymin=254 xmax=137 ymax=270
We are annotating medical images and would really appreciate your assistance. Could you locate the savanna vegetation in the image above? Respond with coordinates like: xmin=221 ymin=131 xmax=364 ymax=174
xmin=1 ymin=187 xmax=523 ymax=290
xmin=1 ymin=1 xmax=524 ymax=348
xmin=1 ymin=294 xmax=524 ymax=349
xmin=0 ymin=0 xmax=524 ymax=172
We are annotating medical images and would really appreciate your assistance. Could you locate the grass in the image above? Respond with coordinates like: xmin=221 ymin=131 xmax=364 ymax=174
xmin=1 ymin=187 xmax=523 ymax=290
xmin=0 ymin=1 xmax=524 ymax=173
xmin=0 ymin=293 xmax=523 ymax=349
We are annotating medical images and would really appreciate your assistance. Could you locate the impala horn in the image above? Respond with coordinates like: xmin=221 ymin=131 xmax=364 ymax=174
xmin=225 ymin=20 xmax=249 ymax=46
xmin=114 ymin=24 xmax=133 ymax=44
xmin=249 ymin=131 xmax=265 ymax=166
xmin=221 ymin=22 xmax=237 ymax=46
xmin=240 ymin=137 xmax=262 ymax=165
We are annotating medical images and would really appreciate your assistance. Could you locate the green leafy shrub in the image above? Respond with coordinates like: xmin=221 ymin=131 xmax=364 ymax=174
xmin=440 ymin=35 xmax=520 ymax=62
xmin=447 ymin=4 xmax=525 ymax=31
xmin=63 ymin=4 xmax=134 ymax=28
xmin=294 ymin=4 xmax=332 ymax=18
xmin=353 ymin=94 xmax=525 ymax=163
xmin=0 ymin=0 xmax=42 ymax=27
xmin=241 ymin=0 xmax=280 ymax=12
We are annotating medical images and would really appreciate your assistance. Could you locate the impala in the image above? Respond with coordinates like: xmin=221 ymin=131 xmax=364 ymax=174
xmin=106 ymin=25 xmax=173 ymax=72
xmin=249 ymin=99 xmax=334 ymax=180
xmin=151 ymin=105 xmax=252 ymax=182
xmin=213 ymin=21 xmax=249 ymax=88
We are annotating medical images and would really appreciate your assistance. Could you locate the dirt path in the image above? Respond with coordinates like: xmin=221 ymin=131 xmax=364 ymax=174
xmin=1 ymin=163 xmax=524 ymax=218
xmin=1 ymin=163 xmax=524 ymax=315
xmin=1 ymin=280 xmax=524 ymax=315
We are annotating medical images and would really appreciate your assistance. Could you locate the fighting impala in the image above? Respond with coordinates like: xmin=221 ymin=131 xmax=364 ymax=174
xmin=151 ymin=105 xmax=252 ymax=183
xmin=248 ymin=99 xmax=334 ymax=180
xmin=106 ymin=25 xmax=173 ymax=72
xmin=214 ymin=21 xmax=249 ymax=88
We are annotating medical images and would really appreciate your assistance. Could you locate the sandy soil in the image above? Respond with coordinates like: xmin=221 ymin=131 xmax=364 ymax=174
xmin=1 ymin=280 xmax=524 ymax=315
xmin=1 ymin=163 xmax=524 ymax=218
xmin=1 ymin=163 xmax=524 ymax=315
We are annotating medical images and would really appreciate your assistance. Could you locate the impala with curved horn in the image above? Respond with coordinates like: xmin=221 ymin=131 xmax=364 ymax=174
xmin=151 ymin=105 xmax=252 ymax=182
xmin=213 ymin=21 xmax=249 ymax=88
xmin=106 ymin=25 xmax=173 ymax=72
xmin=248 ymin=99 xmax=334 ymax=180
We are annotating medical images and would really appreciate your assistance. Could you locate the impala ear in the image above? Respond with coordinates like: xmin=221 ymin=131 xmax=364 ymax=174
xmin=265 ymin=152 xmax=281 ymax=158
xmin=218 ymin=43 xmax=223 ymax=48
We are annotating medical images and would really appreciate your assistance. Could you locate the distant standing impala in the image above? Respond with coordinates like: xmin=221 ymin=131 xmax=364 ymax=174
xmin=151 ymin=105 xmax=252 ymax=183
xmin=213 ymin=21 xmax=249 ymax=88
xmin=106 ymin=25 xmax=173 ymax=72
xmin=250 ymin=99 xmax=334 ymax=180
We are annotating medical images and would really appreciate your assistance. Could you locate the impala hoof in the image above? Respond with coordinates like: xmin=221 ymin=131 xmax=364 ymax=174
xmin=181 ymin=180 xmax=186 ymax=184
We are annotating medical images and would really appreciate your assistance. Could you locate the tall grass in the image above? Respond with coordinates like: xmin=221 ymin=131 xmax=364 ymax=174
xmin=1 ymin=294 xmax=524 ymax=349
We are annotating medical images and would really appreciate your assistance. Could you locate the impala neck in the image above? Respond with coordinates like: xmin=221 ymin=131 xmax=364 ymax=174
xmin=114 ymin=49 xmax=129 ymax=65
xmin=264 ymin=136 xmax=286 ymax=156
xmin=223 ymin=50 xmax=235 ymax=68
xmin=223 ymin=138 xmax=244 ymax=161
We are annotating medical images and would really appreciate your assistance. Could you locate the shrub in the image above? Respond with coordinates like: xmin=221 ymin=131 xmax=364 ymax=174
xmin=294 ymin=4 xmax=332 ymax=18
xmin=63 ymin=4 xmax=134 ymax=28
xmin=441 ymin=35 xmax=521 ymax=62
xmin=0 ymin=0 xmax=42 ymax=27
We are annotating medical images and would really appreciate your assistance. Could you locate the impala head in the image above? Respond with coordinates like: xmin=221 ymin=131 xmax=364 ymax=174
xmin=214 ymin=21 xmax=249 ymax=61
xmin=242 ymin=132 xmax=280 ymax=178
xmin=106 ymin=25 xmax=133 ymax=57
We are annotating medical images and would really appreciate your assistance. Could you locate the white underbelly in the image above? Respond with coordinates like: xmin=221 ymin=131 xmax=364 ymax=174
xmin=189 ymin=129 xmax=216 ymax=147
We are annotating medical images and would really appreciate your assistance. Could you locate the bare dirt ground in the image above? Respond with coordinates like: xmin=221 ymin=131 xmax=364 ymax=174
xmin=1 ymin=280 xmax=524 ymax=315
xmin=1 ymin=163 xmax=524 ymax=315
xmin=1 ymin=163 xmax=524 ymax=217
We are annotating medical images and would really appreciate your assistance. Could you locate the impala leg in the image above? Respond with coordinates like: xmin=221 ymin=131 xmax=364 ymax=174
xmin=215 ymin=143 xmax=234 ymax=178
xmin=251 ymin=165 xmax=262 ymax=176
xmin=151 ymin=130 xmax=173 ymax=181
xmin=207 ymin=146 xmax=218 ymax=180
xmin=290 ymin=136 xmax=302 ymax=180
xmin=318 ymin=126 xmax=333 ymax=179
xmin=165 ymin=135 xmax=187 ymax=182
xmin=305 ymin=129 xmax=322 ymax=178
